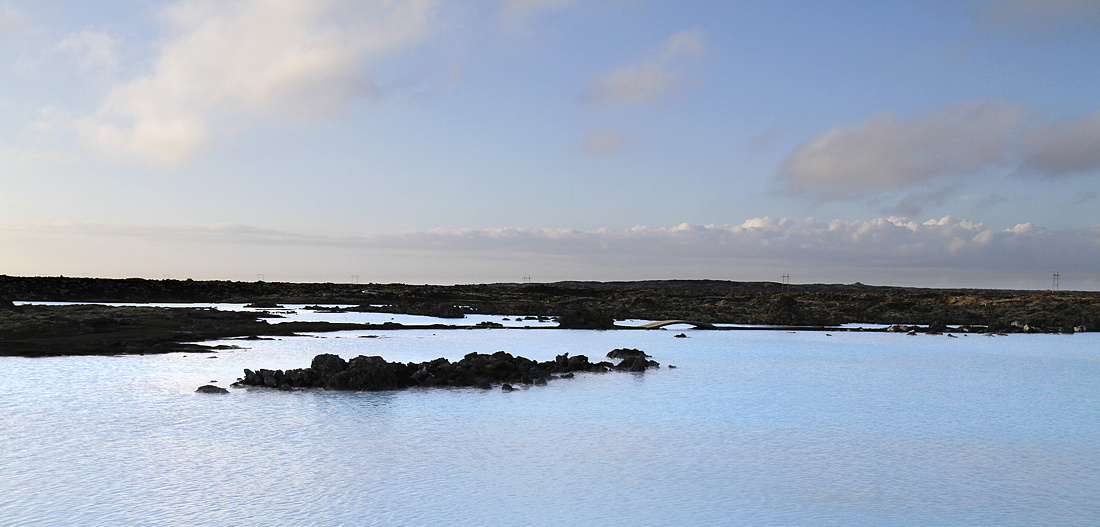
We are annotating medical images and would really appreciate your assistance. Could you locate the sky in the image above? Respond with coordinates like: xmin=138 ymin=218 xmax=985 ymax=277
xmin=1 ymin=0 xmax=1098 ymax=289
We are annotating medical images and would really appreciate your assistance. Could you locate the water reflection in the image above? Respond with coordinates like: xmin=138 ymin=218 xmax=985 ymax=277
xmin=1 ymin=313 xmax=1099 ymax=525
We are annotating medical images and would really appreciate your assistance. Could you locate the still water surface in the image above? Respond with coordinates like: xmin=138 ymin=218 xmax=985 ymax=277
xmin=2 ymin=308 xmax=1099 ymax=525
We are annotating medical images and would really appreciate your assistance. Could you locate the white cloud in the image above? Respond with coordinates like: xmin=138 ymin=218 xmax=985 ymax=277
xmin=0 ymin=3 xmax=21 ymax=41
xmin=74 ymin=0 xmax=440 ymax=166
xmin=0 ymin=143 xmax=81 ymax=171
xmin=781 ymin=99 xmax=1100 ymax=198
xmin=588 ymin=30 xmax=705 ymax=108
xmin=55 ymin=31 xmax=120 ymax=72
xmin=30 ymin=106 xmax=72 ymax=135
xmin=780 ymin=99 xmax=1029 ymax=196
xmin=880 ymin=186 xmax=959 ymax=216
xmin=1023 ymin=109 xmax=1100 ymax=176
xmin=581 ymin=129 xmax=627 ymax=156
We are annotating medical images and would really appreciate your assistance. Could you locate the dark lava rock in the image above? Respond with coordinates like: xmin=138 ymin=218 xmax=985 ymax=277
xmin=674 ymin=333 xmax=688 ymax=338
xmin=557 ymin=307 xmax=615 ymax=329
xmin=567 ymin=354 xmax=592 ymax=370
xmin=312 ymin=353 xmax=347 ymax=377
xmin=195 ymin=385 xmax=229 ymax=394
xmin=245 ymin=301 xmax=283 ymax=308
xmin=327 ymin=355 xmax=400 ymax=391
xmin=234 ymin=349 xmax=661 ymax=392
xmin=0 ymin=298 xmax=14 ymax=310
xmin=501 ymin=383 xmax=514 ymax=392
xmin=608 ymin=348 xmax=659 ymax=372
xmin=607 ymin=348 xmax=649 ymax=360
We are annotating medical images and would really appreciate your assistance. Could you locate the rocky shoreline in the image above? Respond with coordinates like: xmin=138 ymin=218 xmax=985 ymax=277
xmin=0 ymin=304 xmax=381 ymax=357
xmin=229 ymin=348 xmax=660 ymax=392
xmin=3 ymin=276 xmax=1098 ymax=356
xmin=3 ymin=275 xmax=1098 ymax=332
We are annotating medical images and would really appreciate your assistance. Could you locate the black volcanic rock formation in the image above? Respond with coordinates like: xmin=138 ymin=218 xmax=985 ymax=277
xmin=556 ymin=307 xmax=616 ymax=329
xmin=232 ymin=350 xmax=661 ymax=392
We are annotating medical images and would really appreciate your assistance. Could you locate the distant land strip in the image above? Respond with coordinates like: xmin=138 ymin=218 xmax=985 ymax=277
xmin=2 ymin=276 xmax=1098 ymax=353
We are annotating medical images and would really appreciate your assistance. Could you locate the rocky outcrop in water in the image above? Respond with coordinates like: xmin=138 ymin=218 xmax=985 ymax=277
xmin=195 ymin=384 xmax=229 ymax=394
xmin=232 ymin=350 xmax=661 ymax=392
xmin=606 ymin=348 xmax=660 ymax=372
xmin=556 ymin=307 xmax=616 ymax=329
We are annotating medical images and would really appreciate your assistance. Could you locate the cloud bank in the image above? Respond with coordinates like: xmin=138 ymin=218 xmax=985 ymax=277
xmin=1024 ymin=109 xmax=1100 ymax=176
xmin=74 ymin=0 xmax=440 ymax=165
xmin=5 ymin=217 xmax=1098 ymax=287
xmin=780 ymin=99 xmax=1100 ymax=197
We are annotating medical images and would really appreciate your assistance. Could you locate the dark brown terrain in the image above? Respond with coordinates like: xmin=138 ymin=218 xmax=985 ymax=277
xmin=2 ymin=275 xmax=1097 ymax=356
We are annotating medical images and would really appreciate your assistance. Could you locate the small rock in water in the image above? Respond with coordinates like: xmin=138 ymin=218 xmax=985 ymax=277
xmin=501 ymin=384 xmax=514 ymax=392
xmin=674 ymin=333 xmax=688 ymax=338
xmin=607 ymin=348 xmax=649 ymax=360
xmin=195 ymin=385 xmax=228 ymax=394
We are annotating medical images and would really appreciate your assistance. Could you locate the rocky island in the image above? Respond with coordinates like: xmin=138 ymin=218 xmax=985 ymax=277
xmin=231 ymin=348 xmax=658 ymax=392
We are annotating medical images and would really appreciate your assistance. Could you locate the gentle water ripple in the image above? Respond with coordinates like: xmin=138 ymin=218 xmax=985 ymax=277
xmin=2 ymin=325 xmax=1099 ymax=525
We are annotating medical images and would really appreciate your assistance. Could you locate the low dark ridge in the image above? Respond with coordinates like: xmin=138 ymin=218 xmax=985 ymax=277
xmin=2 ymin=275 xmax=1098 ymax=337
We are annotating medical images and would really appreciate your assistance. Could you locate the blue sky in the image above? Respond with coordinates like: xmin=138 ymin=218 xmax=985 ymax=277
xmin=1 ymin=0 xmax=1098 ymax=288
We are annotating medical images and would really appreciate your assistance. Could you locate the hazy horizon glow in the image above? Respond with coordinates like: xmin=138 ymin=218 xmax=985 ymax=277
xmin=1 ymin=1 xmax=1098 ymax=289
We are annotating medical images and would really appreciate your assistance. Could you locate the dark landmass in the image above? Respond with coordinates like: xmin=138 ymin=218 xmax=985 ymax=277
xmin=231 ymin=349 xmax=660 ymax=392
xmin=0 ymin=304 xmax=389 ymax=357
xmin=2 ymin=275 xmax=1098 ymax=356
xmin=4 ymin=274 xmax=1098 ymax=329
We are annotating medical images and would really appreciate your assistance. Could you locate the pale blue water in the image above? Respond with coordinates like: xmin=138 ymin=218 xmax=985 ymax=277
xmin=2 ymin=309 xmax=1099 ymax=525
